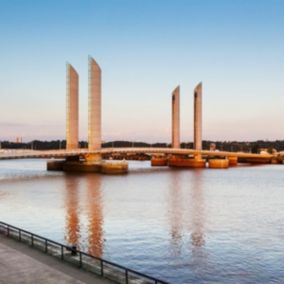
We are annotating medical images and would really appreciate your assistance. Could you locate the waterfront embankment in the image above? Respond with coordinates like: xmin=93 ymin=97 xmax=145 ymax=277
xmin=0 ymin=234 xmax=112 ymax=284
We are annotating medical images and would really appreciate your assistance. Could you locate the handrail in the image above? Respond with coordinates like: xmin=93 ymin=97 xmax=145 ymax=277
xmin=0 ymin=221 xmax=168 ymax=284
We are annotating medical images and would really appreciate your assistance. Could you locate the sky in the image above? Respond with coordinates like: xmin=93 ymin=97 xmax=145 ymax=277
xmin=0 ymin=0 xmax=284 ymax=142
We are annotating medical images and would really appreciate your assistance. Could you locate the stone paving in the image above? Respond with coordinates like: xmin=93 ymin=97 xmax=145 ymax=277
xmin=0 ymin=235 xmax=112 ymax=284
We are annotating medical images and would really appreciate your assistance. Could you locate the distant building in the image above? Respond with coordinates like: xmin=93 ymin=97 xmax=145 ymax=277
xmin=15 ymin=137 xmax=22 ymax=143
xmin=210 ymin=143 xmax=216 ymax=151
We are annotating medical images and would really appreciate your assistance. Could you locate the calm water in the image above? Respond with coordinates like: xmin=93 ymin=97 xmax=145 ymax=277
xmin=0 ymin=160 xmax=283 ymax=283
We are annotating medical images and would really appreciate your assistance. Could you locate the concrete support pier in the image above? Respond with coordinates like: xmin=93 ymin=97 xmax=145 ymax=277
xmin=47 ymin=158 xmax=128 ymax=174
xmin=101 ymin=161 xmax=128 ymax=174
xmin=172 ymin=86 xmax=180 ymax=148
xmin=168 ymin=156 xmax=206 ymax=168
xmin=66 ymin=64 xmax=79 ymax=150
xmin=151 ymin=155 xmax=168 ymax=166
xmin=47 ymin=160 xmax=65 ymax=171
xmin=208 ymin=159 xmax=229 ymax=169
xmin=228 ymin=156 xmax=238 ymax=166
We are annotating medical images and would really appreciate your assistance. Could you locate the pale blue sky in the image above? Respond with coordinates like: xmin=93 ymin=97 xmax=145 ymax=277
xmin=0 ymin=0 xmax=284 ymax=142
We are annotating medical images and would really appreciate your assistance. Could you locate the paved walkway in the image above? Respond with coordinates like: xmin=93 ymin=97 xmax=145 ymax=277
xmin=0 ymin=235 xmax=113 ymax=284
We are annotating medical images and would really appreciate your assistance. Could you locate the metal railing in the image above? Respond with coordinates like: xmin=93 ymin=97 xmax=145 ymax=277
xmin=0 ymin=221 xmax=168 ymax=284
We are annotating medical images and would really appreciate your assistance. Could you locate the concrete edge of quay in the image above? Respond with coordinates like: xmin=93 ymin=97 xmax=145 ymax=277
xmin=0 ymin=222 xmax=169 ymax=284
xmin=0 ymin=234 xmax=112 ymax=284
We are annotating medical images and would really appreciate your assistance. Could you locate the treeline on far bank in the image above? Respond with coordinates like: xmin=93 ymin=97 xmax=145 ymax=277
xmin=1 ymin=140 xmax=284 ymax=153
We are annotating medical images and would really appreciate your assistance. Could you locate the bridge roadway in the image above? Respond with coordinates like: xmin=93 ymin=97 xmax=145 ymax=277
xmin=0 ymin=147 xmax=275 ymax=160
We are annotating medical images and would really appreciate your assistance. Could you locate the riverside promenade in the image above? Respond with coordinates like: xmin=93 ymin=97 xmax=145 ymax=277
xmin=0 ymin=222 xmax=168 ymax=284
xmin=0 ymin=235 xmax=112 ymax=284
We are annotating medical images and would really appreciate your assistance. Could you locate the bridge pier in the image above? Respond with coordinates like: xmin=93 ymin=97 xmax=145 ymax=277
xmin=85 ymin=153 xmax=102 ymax=163
xmin=208 ymin=158 xmax=229 ymax=169
xmin=46 ymin=160 xmax=65 ymax=171
xmin=228 ymin=156 xmax=238 ymax=166
xmin=47 ymin=156 xmax=128 ymax=174
xmin=151 ymin=155 xmax=168 ymax=166
xmin=270 ymin=157 xmax=280 ymax=164
xmin=168 ymin=155 xmax=206 ymax=168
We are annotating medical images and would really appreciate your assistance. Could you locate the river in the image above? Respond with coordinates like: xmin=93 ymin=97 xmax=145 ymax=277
xmin=0 ymin=159 xmax=283 ymax=283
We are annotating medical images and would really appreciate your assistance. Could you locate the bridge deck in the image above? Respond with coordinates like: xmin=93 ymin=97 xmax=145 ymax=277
xmin=0 ymin=148 xmax=274 ymax=160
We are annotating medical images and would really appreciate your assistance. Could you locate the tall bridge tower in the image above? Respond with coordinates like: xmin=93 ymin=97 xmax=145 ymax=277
xmin=172 ymin=86 xmax=180 ymax=148
xmin=66 ymin=64 xmax=79 ymax=150
xmin=194 ymin=82 xmax=202 ymax=160
xmin=88 ymin=56 xmax=102 ymax=161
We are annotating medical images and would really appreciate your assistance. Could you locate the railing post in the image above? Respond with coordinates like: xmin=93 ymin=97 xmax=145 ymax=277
xmin=31 ymin=234 xmax=34 ymax=247
xmin=79 ymin=252 xmax=82 ymax=268
xmin=125 ymin=269 xmax=128 ymax=284
xmin=100 ymin=260 xmax=104 ymax=276
xmin=19 ymin=230 xmax=21 ymax=241
xmin=45 ymin=239 xmax=48 ymax=253
xmin=7 ymin=226 xmax=10 ymax=237
xmin=61 ymin=246 xmax=64 ymax=260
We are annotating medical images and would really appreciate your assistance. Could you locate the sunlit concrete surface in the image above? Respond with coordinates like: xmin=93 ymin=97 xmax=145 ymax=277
xmin=66 ymin=64 xmax=79 ymax=150
xmin=88 ymin=57 xmax=101 ymax=152
xmin=194 ymin=82 xmax=202 ymax=158
xmin=0 ymin=236 xmax=112 ymax=284
xmin=171 ymin=86 xmax=180 ymax=148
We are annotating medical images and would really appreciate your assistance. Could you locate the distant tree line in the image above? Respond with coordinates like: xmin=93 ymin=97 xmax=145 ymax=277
xmin=1 ymin=139 xmax=284 ymax=153
xmin=0 ymin=140 xmax=67 ymax=150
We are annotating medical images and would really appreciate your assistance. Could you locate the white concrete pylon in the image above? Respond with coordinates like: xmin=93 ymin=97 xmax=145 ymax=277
xmin=66 ymin=63 xmax=79 ymax=150
xmin=172 ymin=86 xmax=180 ymax=148
xmin=194 ymin=82 xmax=202 ymax=155
xmin=88 ymin=56 xmax=102 ymax=152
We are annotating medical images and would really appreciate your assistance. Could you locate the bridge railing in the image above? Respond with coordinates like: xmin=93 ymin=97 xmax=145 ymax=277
xmin=0 ymin=221 xmax=168 ymax=284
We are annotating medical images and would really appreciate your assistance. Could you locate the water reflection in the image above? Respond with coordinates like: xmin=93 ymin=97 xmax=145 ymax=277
xmin=64 ymin=175 xmax=80 ymax=247
xmin=168 ymin=170 xmax=183 ymax=256
xmin=188 ymin=170 xmax=209 ymax=282
xmin=1 ymin=160 xmax=284 ymax=283
xmin=168 ymin=170 xmax=206 ymax=250
xmin=64 ymin=173 xmax=104 ymax=257
xmin=189 ymin=170 xmax=205 ymax=247
xmin=86 ymin=174 xmax=103 ymax=257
